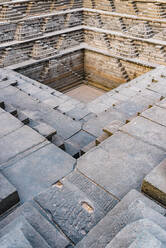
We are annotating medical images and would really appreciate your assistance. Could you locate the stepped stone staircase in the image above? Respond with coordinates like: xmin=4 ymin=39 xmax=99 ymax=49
xmin=0 ymin=0 xmax=166 ymax=247
xmin=0 ymin=64 xmax=166 ymax=247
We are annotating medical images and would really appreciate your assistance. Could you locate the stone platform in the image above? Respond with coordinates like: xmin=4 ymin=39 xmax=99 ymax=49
xmin=0 ymin=0 xmax=166 ymax=247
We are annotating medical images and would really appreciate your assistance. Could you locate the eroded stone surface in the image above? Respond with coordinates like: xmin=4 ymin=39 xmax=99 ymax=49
xmin=35 ymin=170 xmax=118 ymax=244
xmin=3 ymin=144 xmax=75 ymax=202
xmin=142 ymin=158 xmax=166 ymax=206
xmin=120 ymin=116 xmax=166 ymax=150
xmin=77 ymin=132 xmax=166 ymax=199
xmin=0 ymin=173 xmax=19 ymax=215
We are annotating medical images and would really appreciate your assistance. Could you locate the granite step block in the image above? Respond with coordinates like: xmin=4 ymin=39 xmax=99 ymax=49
xmin=35 ymin=170 xmax=118 ymax=244
xmin=0 ymin=228 xmax=33 ymax=248
xmin=103 ymin=120 xmax=124 ymax=136
xmin=0 ymin=112 xmax=23 ymax=138
xmin=4 ymin=103 xmax=17 ymax=116
xmin=77 ymin=132 xmax=166 ymax=199
xmin=141 ymin=105 xmax=166 ymax=127
xmin=142 ymin=158 xmax=166 ymax=206
xmin=17 ymin=112 xmax=30 ymax=125
xmin=106 ymin=219 xmax=166 ymax=248
xmin=0 ymin=216 xmax=51 ymax=248
xmin=0 ymin=173 xmax=19 ymax=215
xmin=0 ymin=126 xmax=45 ymax=167
xmin=3 ymin=143 xmax=75 ymax=202
xmin=0 ymin=201 xmax=71 ymax=248
xmin=76 ymin=190 xmax=166 ymax=248
xmin=33 ymin=123 xmax=57 ymax=141
xmin=120 ymin=116 xmax=166 ymax=151
xmin=83 ymin=109 xmax=126 ymax=137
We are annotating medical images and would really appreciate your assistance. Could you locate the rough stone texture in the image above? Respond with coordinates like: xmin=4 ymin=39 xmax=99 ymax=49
xmin=0 ymin=112 xmax=23 ymax=138
xmin=35 ymin=170 xmax=118 ymax=244
xmin=142 ymin=158 xmax=166 ymax=207
xmin=120 ymin=116 xmax=166 ymax=151
xmin=77 ymin=131 xmax=166 ymax=199
xmin=0 ymin=2 xmax=166 ymax=246
xmin=76 ymin=190 xmax=166 ymax=248
xmin=0 ymin=201 xmax=71 ymax=248
xmin=3 ymin=144 xmax=75 ymax=202
xmin=0 ymin=173 xmax=19 ymax=215
xmin=0 ymin=126 xmax=45 ymax=167
xmin=106 ymin=219 xmax=166 ymax=248
xmin=141 ymin=105 xmax=166 ymax=127
xmin=0 ymin=216 xmax=51 ymax=248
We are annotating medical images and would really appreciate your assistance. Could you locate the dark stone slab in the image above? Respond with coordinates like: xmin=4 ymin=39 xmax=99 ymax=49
xmin=0 ymin=126 xmax=45 ymax=166
xmin=76 ymin=190 xmax=166 ymax=248
xmin=0 ymin=173 xmax=19 ymax=215
xmin=66 ymin=130 xmax=96 ymax=149
xmin=0 ymin=112 xmax=23 ymax=138
xmin=3 ymin=144 xmax=75 ymax=202
xmin=120 ymin=116 xmax=166 ymax=151
xmin=77 ymin=132 xmax=166 ymax=199
xmin=35 ymin=170 xmax=118 ymax=244
xmin=0 ymin=201 xmax=70 ymax=248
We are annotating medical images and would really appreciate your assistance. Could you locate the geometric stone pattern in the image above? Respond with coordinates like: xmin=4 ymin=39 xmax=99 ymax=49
xmin=0 ymin=1 xmax=166 ymax=247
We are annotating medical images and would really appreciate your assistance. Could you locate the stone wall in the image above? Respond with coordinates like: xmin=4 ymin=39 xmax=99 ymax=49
xmin=16 ymin=50 xmax=84 ymax=90
xmin=0 ymin=0 xmax=166 ymax=90
xmin=84 ymin=49 xmax=152 ymax=89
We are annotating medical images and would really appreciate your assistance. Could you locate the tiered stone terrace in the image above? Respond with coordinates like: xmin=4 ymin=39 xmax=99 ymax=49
xmin=0 ymin=1 xmax=166 ymax=248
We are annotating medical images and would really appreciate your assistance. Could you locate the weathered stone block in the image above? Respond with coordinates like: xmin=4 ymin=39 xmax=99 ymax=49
xmin=0 ymin=112 xmax=23 ymax=138
xmin=35 ymin=170 xmax=118 ymax=244
xmin=120 ymin=116 xmax=166 ymax=151
xmin=76 ymin=190 xmax=166 ymax=248
xmin=0 ymin=173 xmax=19 ymax=215
xmin=77 ymin=132 xmax=166 ymax=199
xmin=142 ymin=158 xmax=166 ymax=206
xmin=0 ymin=201 xmax=70 ymax=248
xmin=3 ymin=144 xmax=75 ymax=202
xmin=0 ymin=126 xmax=45 ymax=166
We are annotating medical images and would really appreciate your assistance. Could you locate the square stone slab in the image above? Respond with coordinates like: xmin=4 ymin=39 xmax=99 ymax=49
xmin=35 ymin=170 xmax=118 ymax=244
xmin=0 ymin=126 xmax=45 ymax=166
xmin=120 ymin=116 xmax=166 ymax=151
xmin=142 ymin=158 xmax=166 ymax=206
xmin=33 ymin=123 xmax=57 ymax=140
xmin=3 ymin=144 xmax=75 ymax=202
xmin=0 ymin=112 xmax=23 ymax=138
xmin=66 ymin=130 xmax=96 ymax=149
xmin=141 ymin=106 xmax=166 ymax=127
xmin=83 ymin=109 xmax=126 ymax=137
xmin=0 ymin=173 xmax=19 ymax=215
xmin=77 ymin=132 xmax=166 ymax=199
xmin=156 ymin=98 xmax=166 ymax=109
